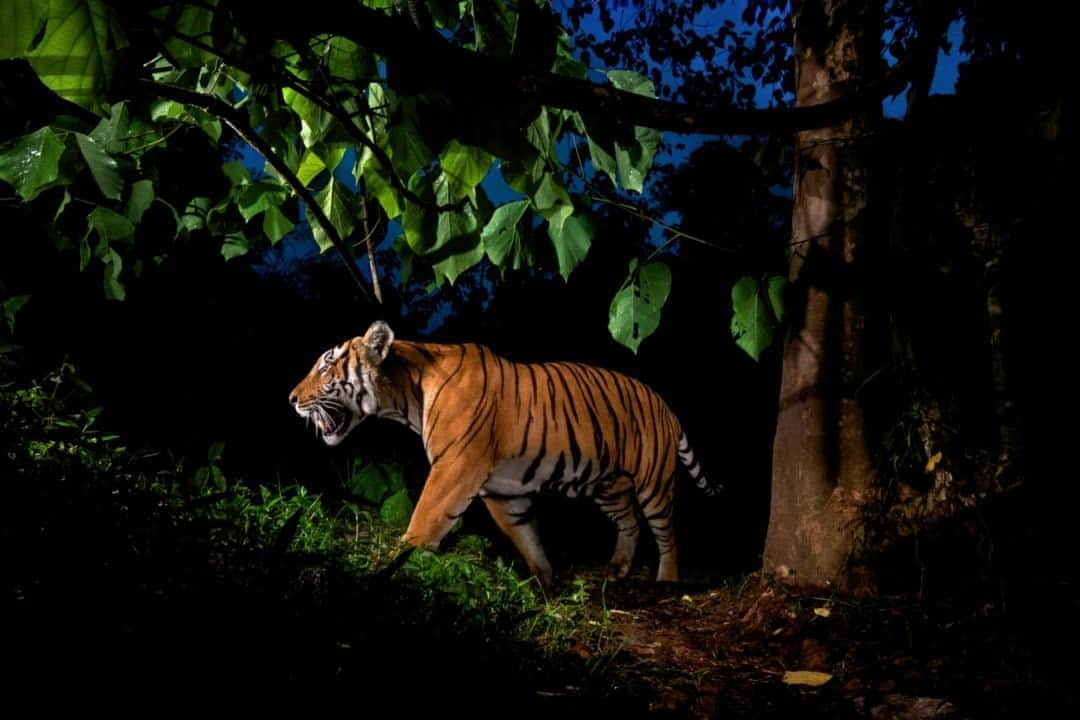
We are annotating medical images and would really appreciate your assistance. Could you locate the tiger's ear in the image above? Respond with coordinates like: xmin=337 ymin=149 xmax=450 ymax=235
xmin=362 ymin=321 xmax=394 ymax=365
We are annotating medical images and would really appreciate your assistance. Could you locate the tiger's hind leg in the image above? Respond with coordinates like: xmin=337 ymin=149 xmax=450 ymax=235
xmin=637 ymin=474 xmax=678 ymax=582
xmin=593 ymin=474 xmax=641 ymax=579
xmin=482 ymin=496 xmax=553 ymax=589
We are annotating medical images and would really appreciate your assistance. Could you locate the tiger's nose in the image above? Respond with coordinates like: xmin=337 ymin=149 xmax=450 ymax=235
xmin=288 ymin=393 xmax=298 ymax=406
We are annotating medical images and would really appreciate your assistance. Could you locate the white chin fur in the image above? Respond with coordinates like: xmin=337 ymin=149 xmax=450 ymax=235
xmin=322 ymin=432 xmax=344 ymax=447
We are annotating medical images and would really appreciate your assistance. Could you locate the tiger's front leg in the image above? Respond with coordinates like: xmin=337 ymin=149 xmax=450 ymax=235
xmin=401 ymin=461 xmax=491 ymax=549
xmin=482 ymin=496 xmax=553 ymax=589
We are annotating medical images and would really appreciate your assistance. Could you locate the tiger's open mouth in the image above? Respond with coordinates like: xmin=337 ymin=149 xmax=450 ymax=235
xmin=313 ymin=408 xmax=351 ymax=440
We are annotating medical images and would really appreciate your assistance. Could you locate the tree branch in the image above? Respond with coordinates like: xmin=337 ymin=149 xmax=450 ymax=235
xmin=241 ymin=0 xmax=925 ymax=137
xmin=142 ymin=79 xmax=375 ymax=304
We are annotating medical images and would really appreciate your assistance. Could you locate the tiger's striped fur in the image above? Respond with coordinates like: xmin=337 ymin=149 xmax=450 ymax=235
xmin=289 ymin=321 xmax=720 ymax=585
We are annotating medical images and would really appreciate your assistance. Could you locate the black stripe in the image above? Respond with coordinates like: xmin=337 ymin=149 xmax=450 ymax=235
xmin=521 ymin=452 xmax=544 ymax=486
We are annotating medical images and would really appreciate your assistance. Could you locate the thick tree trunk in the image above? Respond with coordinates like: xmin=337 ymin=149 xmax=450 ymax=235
xmin=763 ymin=0 xmax=881 ymax=591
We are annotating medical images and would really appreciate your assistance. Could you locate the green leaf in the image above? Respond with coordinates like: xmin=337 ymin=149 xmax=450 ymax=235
xmin=125 ymin=179 xmax=154 ymax=223
xmin=767 ymin=275 xmax=788 ymax=322
xmin=283 ymin=87 xmax=333 ymax=148
xmin=350 ymin=462 xmax=405 ymax=503
xmin=380 ymin=489 xmax=414 ymax=528
xmin=28 ymin=0 xmax=125 ymax=114
xmin=75 ymin=132 xmax=122 ymax=200
xmin=482 ymin=200 xmax=532 ymax=272
xmin=0 ymin=0 xmax=48 ymax=58
xmin=552 ymin=33 xmax=586 ymax=78
xmin=207 ymin=441 xmax=225 ymax=462
xmin=586 ymin=132 xmax=617 ymax=186
xmin=150 ymin=2 xmax=218 ymax=69
xmin=731 ymin=276 xmax=779 ymax=362
xmin=533 ymin=173 xmax=573 ymax=232
xmin=439 ymin=140 xmax=493 ymax=188
xmin=55 ymin=189 xmax=72 ymax=222
xmin=179 ymin=196 xmax=211 ymax=233
xmin=608 ymin=260 xmax=671 ymax=353
xmin=387 ymin=98 xmax=434 ymax=178
xmin=102 ymin=247 xmax=125 ymax=300
xmin=86 ymin=205 xmax=134 ymax=245
xmin=221 ymin=232 xmax=253 ymax=260
xmin=221 ymin=160 xmax=249 ymax=187
xmin=473 ymin=0 xmax=517 ymax=56
xmin=237 ymin=181 xmax=287 ymax=222
xmin=547 ymin=210 xmax=593 ymax=282
xmin=2 ymin=295 xmax=31 ymax=334
xmin=432 ymin=234 xmax=484 ymax=285
xmin=211 ymin=465 xmax=226 ymax=491
xmin=362 ymin=161 xmax=402 ymax=219
xmin=607 ymin=69 xmax=657 ymax=98
xmin=311 ymin=178 xmax=355 ymax=253
xmin=89 ymin=102 xmax=129 ymax=151
xmin=262 ymin=205 xmax=293 ymax=244
xmin=188 ymin=108 xmax=222 ymax=143
xmin=296 ymin=150 xmax=326 ymax=187
xmin=325 ymin=35 xmax=374 ymax=82
xmin=615 ymin=125 xmax=660 ymax=194
xmin=0 ymin=127 xmax=66 ymax=201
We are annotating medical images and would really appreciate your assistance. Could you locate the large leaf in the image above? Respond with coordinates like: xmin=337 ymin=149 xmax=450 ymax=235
xmin=767 ymin=275 xmax=788 ymax=322
xmin=402 ymin=172 xmax=484 ymax=256
xmin=387 ymin=98 xmax=434 ymax=178
xmin=473 ymin=0 xmax=517 ymax=56
xmin=282 ymin=87 xmax=333 ymax=148
xmin=125 ymin=179 xmax=154 ymax=223
xmin=221 ymin=232 xmax=253 ymax=260
xmin=296 ymin=150 xmax=327 ymax=187
xmin=2 ymin=295 xmax=31 ymax=334
xmin=262 ymin=205 xmax=293 ymax=244
xmin=615 ymin=124 xmax=661 ymax=194
xmin=482 ymin=200 xmax=532 ymax=272
xmin=179 ymin=196 xmax=211 ymax=233
xmin=85 ymin=205 xmax=134 ymax=245
xmin=607 ymin=70 xmax=657 ymax=99
xmin=532 ymin=172 xmax=572 ymax=233
xmin=362 ymin=161 xmax=402 ymax=219
xmin=608 ymin=259 xmax=671 ymax=353
xmin=102 ymin=247 xmax=125 ymax=300
xmin=150 ymin=2 xmax=218 ymax=69
xmin=380 ymin=489 xmax=414 ymax=528
xmin=311 ymin=178 xmax=355 ymax=253
xmin=603 ymin=71 xmax=660 ymax=193
xmin=29 ymin=0 xmax=125 ymax=114
xmin=0 ymin=127 xmax=65 ymax=201
xmin=439 ymin=140 xmax=493 ymax=189
xmin=75 ymin=132 xmax=122 ymax=200
xmin=432 ymin=234 xmax=484 ymax=285
xmin=237 ymin=181 xmax=287 ymax=222
xmin=731 ymin=276 xmax=783 ymax=361
xmin=325 ymin=35 xmax=374 ymax=83
xmin=0 ymin=0 xmax=48 ymax=58
xmin=547 ymin=210 xmax=593 ymax=282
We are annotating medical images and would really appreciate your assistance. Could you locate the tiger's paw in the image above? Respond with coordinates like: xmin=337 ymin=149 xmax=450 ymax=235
xmin=605 ymin=559 xmax=632 ymax=580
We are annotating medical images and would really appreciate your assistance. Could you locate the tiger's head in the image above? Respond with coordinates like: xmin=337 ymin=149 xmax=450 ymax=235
xmin=289 ymin=321 xmax=395 ymax=446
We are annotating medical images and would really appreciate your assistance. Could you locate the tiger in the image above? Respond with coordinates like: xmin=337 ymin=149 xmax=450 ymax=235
xmin=288 ymin=321 xmax=721 ymax=586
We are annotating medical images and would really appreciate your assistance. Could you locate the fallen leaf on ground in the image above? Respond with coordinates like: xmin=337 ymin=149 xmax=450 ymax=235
xmin=783 ymin=670 xmax=833 ymax=687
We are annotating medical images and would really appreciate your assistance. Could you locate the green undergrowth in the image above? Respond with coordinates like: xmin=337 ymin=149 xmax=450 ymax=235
xmin=2 ymin=363 xmax=612 ymax=673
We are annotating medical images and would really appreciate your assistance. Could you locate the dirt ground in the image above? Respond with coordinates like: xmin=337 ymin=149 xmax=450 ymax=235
xmin=528 ymin=568 xmax=1078 ymax=719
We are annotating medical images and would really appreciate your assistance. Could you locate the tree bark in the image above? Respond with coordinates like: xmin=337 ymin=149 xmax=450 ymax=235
xmin=763 ymin=0 xmax=881 ymax=591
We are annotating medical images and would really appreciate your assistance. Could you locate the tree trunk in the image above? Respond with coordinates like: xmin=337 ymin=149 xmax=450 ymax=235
xmin=763 ymin=0 xmax=881 ymax=591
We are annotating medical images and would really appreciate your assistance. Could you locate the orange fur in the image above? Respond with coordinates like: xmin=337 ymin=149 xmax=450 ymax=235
xmin=290 ymin=322 xmax=716 ymax=586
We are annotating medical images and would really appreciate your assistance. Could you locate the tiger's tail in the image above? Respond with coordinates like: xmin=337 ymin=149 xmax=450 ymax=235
xmin=677 ymin=432 xmax=723 ymax=496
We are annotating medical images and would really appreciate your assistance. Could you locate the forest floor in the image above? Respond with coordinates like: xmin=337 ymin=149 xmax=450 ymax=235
xmin=524 ymin=566 xmax=1078 ymax=719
